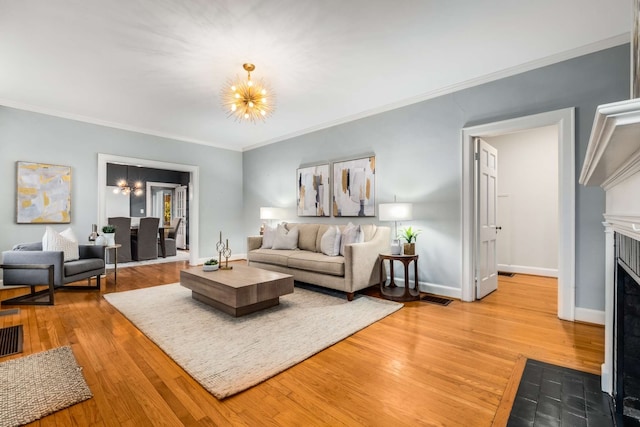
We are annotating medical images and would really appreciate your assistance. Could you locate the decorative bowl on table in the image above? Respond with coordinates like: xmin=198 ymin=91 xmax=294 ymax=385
xmin=203 ymin=259 xmax=219 ymax=271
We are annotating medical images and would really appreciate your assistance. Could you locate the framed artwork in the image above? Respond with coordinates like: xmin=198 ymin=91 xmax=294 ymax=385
xmin=16 ymin=161 xmax=71 ymax=223
xmin=332 ymin=156 xmax=375 ymax=217
xmin=297 ymin=164 xmax=330 ymax=216
xmin=634 ymin=0 xmax=640 ymax=98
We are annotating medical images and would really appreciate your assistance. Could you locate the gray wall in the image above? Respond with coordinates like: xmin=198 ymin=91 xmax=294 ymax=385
xmin=0 ymin=107 xmax=244 ymax=263
xmin=243 ymin=44 xmax=630 ymax=310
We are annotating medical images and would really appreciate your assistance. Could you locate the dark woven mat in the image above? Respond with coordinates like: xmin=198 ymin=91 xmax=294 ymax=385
xmin=0 ymin=324 xmax=23 ymax=357
xmin=508 ymin=359 xmax=614 ymax=426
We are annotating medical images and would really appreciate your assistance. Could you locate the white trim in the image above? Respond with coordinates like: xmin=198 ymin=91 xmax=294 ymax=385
xmin=98 ymin=154 xmax=200 ymax=266
xmin=602 ymin=222 xmax=615 ymax=394
xmin=497 ymin=265 xmax=558 ymax=278
xmin=0 ymin=99 xmax=239 ymax=152
xmin=198 ymin=253 xmax=246 ymax=266
xmin=574 ymin=307 xmax=605 ymax=325
xmin=389 ymin=277 xmax=462 ymax=300
xmin=461 ymin=108 xmax=576 ymax=321
xmin=243 ymin=34 xmax=628 ymax=152
xmin=0 ymin=34 xmax=626 ymax=153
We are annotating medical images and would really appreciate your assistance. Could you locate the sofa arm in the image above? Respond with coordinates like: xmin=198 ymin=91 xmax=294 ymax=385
xmin=2 ymin=250 xmax=65 ymax=286
xmin=344 ymin=226 xmax=390 ymax=292
xmin=247 ymin=236 xmax=263 ymax=252
xmin=79 ymin=245 xmax=105 ymax=260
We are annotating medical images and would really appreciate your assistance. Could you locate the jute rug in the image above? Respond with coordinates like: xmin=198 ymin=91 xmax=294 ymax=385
xmin=104 ymin=283 xmax=402 ymax=399
xmin=0 ymin=346 xmax=93 ymax=427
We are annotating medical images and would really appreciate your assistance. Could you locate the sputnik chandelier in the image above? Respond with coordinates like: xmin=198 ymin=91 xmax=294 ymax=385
xmin=221 ymin=63 xmax=274 ymax=122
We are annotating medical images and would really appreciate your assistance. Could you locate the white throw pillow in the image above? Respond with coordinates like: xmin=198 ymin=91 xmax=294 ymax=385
xmin=272 ymin=224 xmax=299 ymax=250
xmin=42 ymin=226 xmax=79 ymax=261
xmin=340 ymin=223 xmax=364 ymax=256
xmin=261 ymin=224 xmax=277 ymax=249
xmin=320 ymin=226 xmax=342 ymax=257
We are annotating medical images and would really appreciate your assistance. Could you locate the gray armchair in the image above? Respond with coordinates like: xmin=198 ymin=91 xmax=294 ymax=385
xmin=1 ymin=242 xmax=105 ymax=305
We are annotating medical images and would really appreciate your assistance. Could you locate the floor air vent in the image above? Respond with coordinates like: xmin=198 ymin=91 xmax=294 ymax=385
xmin=0 ymin=308 xmax=20 ymax=317
xmin=498 ymin=271 xmax=515 ymax=277
xmin=421 ymin=295 xmax=452 ymax=306
xmin=0 ymin=325 xmax=23 ymax=357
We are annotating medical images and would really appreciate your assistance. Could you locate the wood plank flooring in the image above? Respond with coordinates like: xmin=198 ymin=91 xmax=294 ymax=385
xmin=0 ymin=263 xmax=604 ymax=426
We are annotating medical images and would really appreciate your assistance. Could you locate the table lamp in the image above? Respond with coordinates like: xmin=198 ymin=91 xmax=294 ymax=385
xmin=260 ymin=207 xmax=283 ymax=235
xmin=379 ymin=201 xmax=413 ymax=255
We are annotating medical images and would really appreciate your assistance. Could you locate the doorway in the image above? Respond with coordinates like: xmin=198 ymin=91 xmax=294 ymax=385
xmin=97 ymin=154 xmax=200 ymax=266
xmin=461 ymin=108 xmax=575 ymax=320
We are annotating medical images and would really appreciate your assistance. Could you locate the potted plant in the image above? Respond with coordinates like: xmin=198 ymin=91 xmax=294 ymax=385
xmin=398 ymin=226 xmax=421 ymax=255
xmin=203 ymin=258 xmax=219 ymax=271
xmin=102 ymin=225 xmax=116 ymax=246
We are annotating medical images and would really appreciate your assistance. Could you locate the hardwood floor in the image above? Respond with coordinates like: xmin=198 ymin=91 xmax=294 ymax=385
xmin=0 ymin=264 xmax=604 ymax=426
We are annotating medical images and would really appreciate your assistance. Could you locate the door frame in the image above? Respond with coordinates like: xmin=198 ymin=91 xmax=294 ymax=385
xmin=461 ymin=108 xmax=575 ymax=320
xmin=97 ymin=153 xmax=199 ymax=266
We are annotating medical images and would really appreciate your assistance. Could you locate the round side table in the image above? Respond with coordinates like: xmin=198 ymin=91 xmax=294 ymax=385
xmin=379 ymin=253 xmax=420 ymax=302
xmin=105 ymin=244 xmax=122 ymax=284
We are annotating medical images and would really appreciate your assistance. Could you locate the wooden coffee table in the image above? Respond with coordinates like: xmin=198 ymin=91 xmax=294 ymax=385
xmin=180 ymin=264 xmax=294 ymax=317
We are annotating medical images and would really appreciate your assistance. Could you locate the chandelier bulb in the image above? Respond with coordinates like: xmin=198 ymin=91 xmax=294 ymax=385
xmin=231 ymin=104 xmax=237 ymax=111
xmin=247 ymin=79 xmax=253 ymax=87
xmin=244 ymin=113 xmax=249 ymax=119
xmin=261 ymin=89 xmax=266 ymax=95
xmin=248 ymin=101 xmax=254 ymax=108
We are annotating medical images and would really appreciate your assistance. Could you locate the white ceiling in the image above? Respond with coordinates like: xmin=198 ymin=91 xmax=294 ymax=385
xmin=0 ymin=0 xmax=631 ymax=151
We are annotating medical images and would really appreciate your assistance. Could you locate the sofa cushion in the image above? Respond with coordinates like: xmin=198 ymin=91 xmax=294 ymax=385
xmin=320 ymin=226 xmax=341 ymax=256
xmin=287 ymin=252 xmax=345 ymax=277
xmin=340 ymin=223 xmax=364 ymax=256
xmin=248 ymin=249 xmax=298 ymax=267
xmin=360 ymin=224 xmax=378 ymax=242
xmin=64 ymin=258 xmax=105 ymax=277
xmin=287 ymin=223 xmax=319 ymax=252
xmin=261 ymin=224 xmax=277 ymax=249
xmin=273 ymin=224 xmax=299 ymax=250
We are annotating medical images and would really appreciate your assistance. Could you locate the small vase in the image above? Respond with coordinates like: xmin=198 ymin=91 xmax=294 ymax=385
xmin=104 ymin=233 xmax=116 ymax=246
xmin=95 ymin=235 xmax=106 ymax=246
xmin=403 ymin=243 xmax=415 ymax=255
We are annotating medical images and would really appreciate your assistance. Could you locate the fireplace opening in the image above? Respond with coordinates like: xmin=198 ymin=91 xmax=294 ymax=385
xmin=615 ymin=233 xmax=640 ymax=425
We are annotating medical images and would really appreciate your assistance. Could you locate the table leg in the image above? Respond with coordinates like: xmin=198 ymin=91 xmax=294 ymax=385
xmin=389 ymin=260 xmax=396 ymax=287
xmin=403 ymin=261 xmax=411 ymax=299
xmin=414 ymin=257 xmax=419 ymax=294
xmin=159 ymin=228 xmax=166 ymax=258
xmin=113 ymin=246 xmax=118 ymax=284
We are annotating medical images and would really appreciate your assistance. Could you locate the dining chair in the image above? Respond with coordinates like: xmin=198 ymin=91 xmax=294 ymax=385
xmin=131 ymin=217 xmax=160 ymax=261
xmin=108 ymin=216 xmax=132 ymax=263
xmin=159 ymin=217 xmax=181 ymax=257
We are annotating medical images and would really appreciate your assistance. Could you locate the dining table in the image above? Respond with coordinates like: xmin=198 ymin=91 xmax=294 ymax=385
xmin=130 ymin=225 xmax=172 ymax=258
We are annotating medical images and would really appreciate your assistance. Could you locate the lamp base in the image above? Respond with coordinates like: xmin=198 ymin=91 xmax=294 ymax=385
xmin=390 ymin=239 xmax=402 ymax=255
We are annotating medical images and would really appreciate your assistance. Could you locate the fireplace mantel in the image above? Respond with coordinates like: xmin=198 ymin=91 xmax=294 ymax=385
xmin=580 ymin=98 xmax=640 ymax=395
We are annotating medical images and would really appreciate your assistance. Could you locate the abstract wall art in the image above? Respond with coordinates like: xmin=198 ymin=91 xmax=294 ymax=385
xmin=297 ymin=164 xmax=330 ymax=216
xmin=332 ymin=156 xmax=375 ymax=217
xmin=16 ymin=161 xmax=71 ymax=223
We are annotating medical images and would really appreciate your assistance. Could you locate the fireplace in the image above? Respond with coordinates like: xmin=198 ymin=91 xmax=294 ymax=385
xmin=615 ymin=233 xmax=640 ymax=424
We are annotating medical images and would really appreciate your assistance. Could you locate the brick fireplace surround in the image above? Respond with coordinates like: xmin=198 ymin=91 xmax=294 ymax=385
xmin=580 ymin=98 xmax=640 ymax=424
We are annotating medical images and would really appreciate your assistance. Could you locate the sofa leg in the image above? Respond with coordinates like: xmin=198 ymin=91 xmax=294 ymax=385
xmin=347 ymin=292 xmax=354 ymax=301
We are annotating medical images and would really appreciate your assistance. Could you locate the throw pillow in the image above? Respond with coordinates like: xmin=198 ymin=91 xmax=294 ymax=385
xmin=340 ymin=223 xmax=363 ymax=256
xmin=42 ymin=226 xmax=79 ymax=261
xmin=261 ymin=224 xmax=277 ymax=249
xmin=320 ymin=226 xmax=342 ymax=257
xmin=272 ymin=224 xmax=299 ymax=250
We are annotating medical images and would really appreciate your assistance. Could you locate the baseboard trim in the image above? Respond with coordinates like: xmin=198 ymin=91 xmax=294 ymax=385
xmin=498 ymin=264 xmax=558 ymax=278
xmin=197 ymin=254 xmax=246 ymax=266
xmin=574 ymin=307 xmax=605 ymax=325
xmin=388 ymin=277 xmax=461 ymax=299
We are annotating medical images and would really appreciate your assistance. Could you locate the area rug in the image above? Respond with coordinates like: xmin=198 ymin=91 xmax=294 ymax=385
xmin=104 ymin=283 xmax=402 ymax=399
xmin=0 ymin=346 xmax=93 ymax=427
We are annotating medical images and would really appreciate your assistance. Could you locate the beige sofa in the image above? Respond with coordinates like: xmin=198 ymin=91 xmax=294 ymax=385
xmin=247 ymin=223 xmax=390 ymax=300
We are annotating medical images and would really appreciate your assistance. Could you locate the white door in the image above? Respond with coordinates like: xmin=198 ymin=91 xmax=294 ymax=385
xmin=477 ymin=138 xmax=499 ymax=298
xmin=497 ymin=194 xmax=511 ymax=267
xmin=175 ymin=186 xmax=187 ymax=249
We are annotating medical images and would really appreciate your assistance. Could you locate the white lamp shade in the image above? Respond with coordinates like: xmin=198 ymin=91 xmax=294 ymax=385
xmin=260 ymin=207 xmax=285 ymax=220
xmin=378 ymin=203 xmax=413 ymax=221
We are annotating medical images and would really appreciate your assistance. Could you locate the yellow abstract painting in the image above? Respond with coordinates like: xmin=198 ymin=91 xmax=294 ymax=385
xmin=16 ymin=161 xmax=71 ymax=223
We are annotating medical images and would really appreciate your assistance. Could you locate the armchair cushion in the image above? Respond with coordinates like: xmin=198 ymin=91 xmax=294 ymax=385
xmin=42 ymin=227 xmax=79 ymax=261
